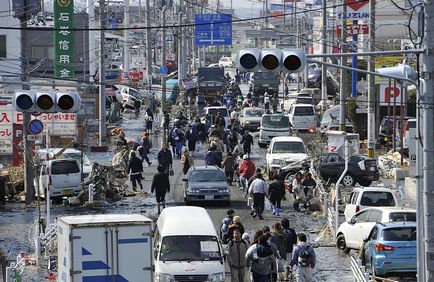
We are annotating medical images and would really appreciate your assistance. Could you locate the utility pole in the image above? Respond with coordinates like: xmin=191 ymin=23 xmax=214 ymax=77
xmin=422 ymin=0 xmax=434 ymax=279
xmin=146 ymin=0 xmax=153 ymax=110
xmin=366 ymin=0 xmax=375 ymax=157
xmin=124 ymin=0 xmax=130 ymax=75
xmin=177 ymin=1 xmax=184 ymax=82
xmin=88 ymin=0 xmax=96 ymax=81
xmin=339 ymin=0 xmax=347 ymax=131
xmin=161 ymin=7 xmax=167 ymax=142
xmin=99 ymin=0 xmax=107 ymax=145
xmin=321 ymin=0 xmax=327 ymax=113
xmin=21 ymin=18 xmax=34 ymax=206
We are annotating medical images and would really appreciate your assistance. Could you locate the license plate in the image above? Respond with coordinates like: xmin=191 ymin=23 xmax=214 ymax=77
xmin=370 ymin=167 xmax=375 ymax=171
xmin=63 ymin=189 xmax=73 ymax=196
xmin=205 ymin=195 xmax=214 ymax=200
xmin=263 ymin=84 xmax=270 ymax=87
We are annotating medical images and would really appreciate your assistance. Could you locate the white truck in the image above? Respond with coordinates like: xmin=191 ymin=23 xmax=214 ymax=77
xmin=57 ymin=214 xmax=153 ymax=282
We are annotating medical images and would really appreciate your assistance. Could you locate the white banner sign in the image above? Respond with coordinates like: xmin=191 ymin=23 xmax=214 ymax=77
xmin=336 ymin=0 xmax=370 ymax=20
xmin=379 ymin=84 xmax=402 ymax=106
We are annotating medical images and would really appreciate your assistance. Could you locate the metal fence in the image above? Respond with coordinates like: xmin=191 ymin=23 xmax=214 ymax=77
xmin=349 ymin=256 xmax=370 ymax=282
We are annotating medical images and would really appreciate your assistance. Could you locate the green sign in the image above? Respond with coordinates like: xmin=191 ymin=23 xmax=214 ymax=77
xmin=54 ymin=0 xmax=74 ymax=78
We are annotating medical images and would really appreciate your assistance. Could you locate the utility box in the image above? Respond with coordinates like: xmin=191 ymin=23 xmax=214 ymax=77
xmin=57 ymin=214 xmax=153 ymax=282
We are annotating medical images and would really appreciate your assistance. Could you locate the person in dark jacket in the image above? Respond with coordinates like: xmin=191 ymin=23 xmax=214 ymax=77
xmin=127 ymin=152 xmax=143 ymax=191
xmin=138 ymin=132 xmax=152 ymax=166
xmin=151 ymin=165 xmax=170 ymax=214
xmin=185 ymin=124 xmax=198 ymax=152
xmin=245 ymin=233 xmax=275 ymax=281
xmin=270 ymin=222 xmax=288 ymax=266
xmin=227 ymin=228 xmax=249 ymax=282
xmin=221 ymin=152 xmax=235 ymax=185
xmin=281 ymin=218 xmax=297 ymax=280
xmin=157 ymin=143 xmax=173 ymax=175
xmin=268 ymin=173 xmax=286 ymax=216
xmin=241 ymin=130 xmax=254 ymax=158
xmin=145 ymin=107 xmax=154 ymax=133
xmin=204 ymin=145 xmax=222 ymax=166
xmin=226 ymin=216 xmax=245 ymax=243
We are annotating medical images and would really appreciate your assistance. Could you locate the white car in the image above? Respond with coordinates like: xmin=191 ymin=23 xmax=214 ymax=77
xmin=344 ymin=187 xmax=399 ymax=221
xmin=266 ymin=136 xmax=308 ymax=177
xmin=218 ymin=56 xmax=233 ymax=68
xmin=337 ymin=207 xmax=416 ymax=252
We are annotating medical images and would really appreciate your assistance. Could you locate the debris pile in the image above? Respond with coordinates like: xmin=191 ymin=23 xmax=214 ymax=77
xmin=378 ymin=151 xmax=408 ymax=179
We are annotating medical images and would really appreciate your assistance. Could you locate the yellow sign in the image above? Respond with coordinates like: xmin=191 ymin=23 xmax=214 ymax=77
xmin=375 ymin=56 xmax=403 ymax=69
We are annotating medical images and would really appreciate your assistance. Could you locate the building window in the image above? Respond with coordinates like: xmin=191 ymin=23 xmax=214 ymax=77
xmin=0 ymin=35 xmax=6 ymax=58
xmin=31 ymin=46 xmax=55 ymax=59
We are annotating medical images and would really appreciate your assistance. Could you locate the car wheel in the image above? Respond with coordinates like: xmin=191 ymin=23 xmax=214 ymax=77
xmin=342 ymin=174 xmax=355 ymax=186
xmin=358 ymin=180 xmax=372 ymax=187
xmin=258 ymin=142 xmax=267 ymax=148
xmin=336 ymin=234 xmax=350 ymax=253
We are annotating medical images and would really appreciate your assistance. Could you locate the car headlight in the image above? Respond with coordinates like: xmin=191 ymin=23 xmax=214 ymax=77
xmin=188 ymin=187 xmax=200 ymax=193
xmin=245 ymin=121 xmax=250 ymax=124
xmin=219 ymin=188 xmax=229 ymax=193
xmin=272 ymin=159 xmax=284 ymax=165
xmin=209 ymin=272 xmax=224 ymax=282
xmin=156 ymin=273 xmax=174 ymax=282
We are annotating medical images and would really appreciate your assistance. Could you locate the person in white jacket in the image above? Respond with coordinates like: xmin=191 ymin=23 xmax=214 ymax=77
xmin=248 ymin=172 xmax=268 ymax=220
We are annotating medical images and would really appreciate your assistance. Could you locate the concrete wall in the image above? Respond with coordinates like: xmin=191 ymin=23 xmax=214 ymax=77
xmin=0 ymin=1 xmax=21 ymax=77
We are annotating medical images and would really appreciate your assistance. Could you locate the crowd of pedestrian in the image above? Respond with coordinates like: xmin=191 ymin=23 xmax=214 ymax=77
xmin=222 ymin=209 xmax=316 ymax=282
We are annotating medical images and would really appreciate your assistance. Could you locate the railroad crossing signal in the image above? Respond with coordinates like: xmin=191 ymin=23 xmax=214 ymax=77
xmin=13 ymin=92 xmax=82 ymax=113
xmin=235 ymin=48 xmax=306 ymax=73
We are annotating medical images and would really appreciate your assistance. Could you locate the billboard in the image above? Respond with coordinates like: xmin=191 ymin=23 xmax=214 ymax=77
xmin=54 ymin=0 xmax=75 ymax=78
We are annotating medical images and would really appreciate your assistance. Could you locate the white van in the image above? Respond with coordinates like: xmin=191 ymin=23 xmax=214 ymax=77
xmin=204 ymin=106 xmax=230 ymax=127
xmin=153 ymin=206 xmax=225 ymax=282
xmin=37 ymin=159 xmax=82 ymax=198
xmin=288 ymin=103 xmax=317 ymax=131
xmin=258 ymin=113 xmax=290 ymax=148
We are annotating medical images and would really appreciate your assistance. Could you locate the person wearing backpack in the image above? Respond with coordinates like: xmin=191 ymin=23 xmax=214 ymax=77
xmin=220 ymin=209 xmax=234 ymax=242
xmin=245 ymin=232 xmax=275 ymax=282
xmin=289 ymin=233 xmax=316 ymax=282
xmin=227 ymin=228 xmax=249 ymax=282
xmin=281 ymin=218 xmax=297 ymax=280
xmin=138 ymin=132 xmax=152 ymax=166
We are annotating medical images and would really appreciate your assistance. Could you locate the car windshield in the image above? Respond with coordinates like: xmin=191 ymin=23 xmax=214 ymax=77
xmin=220 ymin=57 xmax=230 ymax=61
xmin=254 ymin=72 xmax=276 ymax=79
xmin=207 ymin=108 xmax=228 ymax=117
xmin=297 ymin=98 xmax=313 ymax=104
xmin=360 ymin=191 xmax=396 ymax=206
xmin=61 ymin=153 xmax=92 ymax=166
xmin=159 ymin=235 xmax=222 ymax=261
xmin=261 ymin=115 xmax=289 ymax=128
xmin=245 ymin=109 xmax=264 ymax=117
xmin=382 ymin=227 xmax=416 ymax=241
xmin=129 ymin=88 xmax=143 ymax=99
xmin=389 ymin=212 xmax=416 ymax=222
xmin=51 ymin=161 xmax=80 ymax=174
xmin=294 ymin=106 xmax=314 ymax=116
xmin=272 ymin=141 xmax=306 ymax=154
xmin=190 ymin=170 xmax=227 ymax=182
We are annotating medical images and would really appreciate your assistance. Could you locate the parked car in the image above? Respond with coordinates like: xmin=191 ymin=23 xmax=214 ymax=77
xmin=362 ymin=222 xmax=417 ymax=276
xmin=378 ymin=116 xmax=414 ymax=146
xmin=318 ymin=153 xmax=380 ymax=187
xmin=258 ymin=113 xmax=291 ymax=148
xmin=336 ymin=207 xmax=416 ymax=252
xmin=183 ymin=166 xmax=230 ymax=205
xmin=344 ymin=187 xmax=399 ymax=221
xmin=266 ymin=136 xmax=308 ymax=178
xmin=239 ymin=107 xmax=265 ymax=131
xmin=218 ymin=56 xmax=233 ymax=68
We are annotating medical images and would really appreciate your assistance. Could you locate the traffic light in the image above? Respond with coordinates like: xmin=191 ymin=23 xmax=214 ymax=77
xmin=235 ymin=48 xmax=306 ymax=73
xmin=13 ymin=92 xmax=82 ymax=113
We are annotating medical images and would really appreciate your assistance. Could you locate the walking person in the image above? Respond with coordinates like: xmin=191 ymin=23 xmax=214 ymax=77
xmin=270 ymin=222 xmax=288 ymax=281
xmin=292 ymin=172 xmax=304 ymax=212
xmin=241 ymin=130 xmax=254 ymax=158
xmin=157 ymin=143 xmax=173 ymax=176
xmin=145 ymin=107 xmax=154 ymax=133
xmin=151 ymin=165 xmax=170 ymax=214
xmin=138 ymin=132 xmax=152 ymax=166
xmin=289 ymin=233 xmax=316 ymax=282
xmin=268 ymin=173 xmax=286 ymax=216
xmin=185 ymin=124 xmax=198 ymax=152
xmin=281 ymin=218 xmax=298 ymax=280
xmin=221 ymin=152 xmax=235 ymax=185
xmin=180 ymin=149 xmax=194 ymax=175
xmin=227 ymin=130 xmax=239 ymax=153
xmin=127 ymin=152 xmax=143 ymax=191
xmin=264 ymin=92 xmax=270 ymax=111
xmin=204 ymin=144 xmax=222 ymax=167
xmin=246 ymin=232 xmax=275 ymax=282
xmin=248 ymin=172 xmax=268 ymax=220
xmin=238 ymin=155 xmax=256 ymax=191
xmin=301 ymin=172 xmax=317 ymax=211
xmin=227 ymin=229 xmax=249 ymax=282
xmin=226 ymin=216 xmax=246 ymax=243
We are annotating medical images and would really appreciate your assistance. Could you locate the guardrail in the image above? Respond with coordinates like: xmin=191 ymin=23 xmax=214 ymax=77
xmin=5 ymin=254 xmax=27 ymax=282
xmin=349 ymin=256 xmax=370 ymax=282
xmin=327 ymin=207 xmax=336 ymax=238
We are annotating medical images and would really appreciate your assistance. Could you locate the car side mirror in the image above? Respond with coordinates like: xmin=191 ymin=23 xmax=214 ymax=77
xmin=363 ymin=236 xmax=369 ymax=243
xmin=182 ymin=178 xmax=188 ymax=182
xmin=349 ymin=217 xmax=356 ymax=225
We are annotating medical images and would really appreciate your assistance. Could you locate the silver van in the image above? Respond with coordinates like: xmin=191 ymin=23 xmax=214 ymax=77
xmin=37 ymin=159 xmax=82 ymax=198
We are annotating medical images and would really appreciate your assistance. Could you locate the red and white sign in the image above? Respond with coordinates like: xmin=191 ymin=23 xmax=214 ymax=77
xmin=336 ymin=24 xmax=369 ymax=38
xmin=336 ymin=0 xmax=369 ymax=20
xmin=128 ymin=71 xmax=144 ymax=82
xmin=12 ymin=123 xmax=23 ymax=166
xmin=379 ymin=84 xmax=401 ymax=106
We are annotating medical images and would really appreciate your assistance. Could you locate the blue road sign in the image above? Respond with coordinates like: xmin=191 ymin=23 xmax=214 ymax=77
xmin=28 ymin=119 xmax=44 ymax=135
xmin=194 ymin=14 xmax=232 ymax=46
xmin=160 ymin=65 xmax=169 ymax=74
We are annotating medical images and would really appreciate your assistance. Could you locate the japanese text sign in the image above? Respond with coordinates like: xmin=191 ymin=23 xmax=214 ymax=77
xmin=54 ymin=0 xmax=75 ymax=78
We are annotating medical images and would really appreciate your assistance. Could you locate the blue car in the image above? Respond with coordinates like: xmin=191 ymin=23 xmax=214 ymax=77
xmin=363 ymin=222 xmax=417 ymax=276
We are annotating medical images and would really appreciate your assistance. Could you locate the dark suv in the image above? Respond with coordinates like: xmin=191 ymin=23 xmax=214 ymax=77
xmin=319 ymin=153 xmax=380 ymax=186
xmin=182 ymin=166 xmax=230 ymax=205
